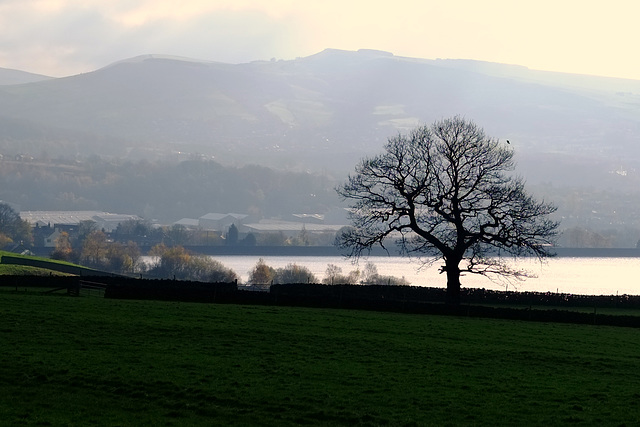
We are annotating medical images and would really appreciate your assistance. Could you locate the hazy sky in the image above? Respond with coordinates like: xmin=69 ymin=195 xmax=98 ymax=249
xmin=1 ymin=0 xmax=638 ymax=80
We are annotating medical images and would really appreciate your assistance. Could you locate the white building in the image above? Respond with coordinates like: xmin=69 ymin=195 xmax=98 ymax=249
xmin=239 ymin=219 xmax=345 ymax=238
xmin=20 ymin=210 xmax=142 ymax=232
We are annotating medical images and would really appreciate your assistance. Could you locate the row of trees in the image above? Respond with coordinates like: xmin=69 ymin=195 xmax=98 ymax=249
xmin=323 ymin=262 xmax=409 ymax=286
xmin=247 ymin=259 xmax=317 ymax=285
xmin=246 ymin=258 xmax=409 ymax=286
xmin=47 ymin=226 xmax=410 ymax=286
xmin=50 ymin=227 xmax=239 ymax=279
xmin=51 ymin=228 xmax=142 ymax=274
xmin=51 ymin=229 xmax=241 ymax=280
xmin=146 ymin=244 xmax=238 ymax=282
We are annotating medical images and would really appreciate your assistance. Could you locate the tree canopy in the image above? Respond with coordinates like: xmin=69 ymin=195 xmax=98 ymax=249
xmin=0 ymin=202 xmax=32 ymax=247
xmin=337 ymin=116 xmax=559 ymax=304
xmin=148 ymin=244 xmax=238 ymax=282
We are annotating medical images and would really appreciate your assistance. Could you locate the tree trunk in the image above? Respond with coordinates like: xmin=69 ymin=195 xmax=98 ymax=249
xmin=445 ymin=260 xmax=462 ymax=306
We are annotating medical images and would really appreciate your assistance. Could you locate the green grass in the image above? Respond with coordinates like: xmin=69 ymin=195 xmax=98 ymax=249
xmin=0 ymin=250 xmax=75 ymax=266
xmin=0 ymin=250 xmax=91 ymax=276
xmin=478 ymin=302 xmax=640 ymax=317
xmin=1 ymin=293 xmax=640 ymax=426
xmin=0 ymin=264 xmax=69 ymax=275
xmin=0 ymin=249 xmax=60 ymax=275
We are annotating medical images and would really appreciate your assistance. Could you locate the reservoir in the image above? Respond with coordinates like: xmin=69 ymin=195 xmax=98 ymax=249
xmin=144 ymin=255 xmax=640 ymax=296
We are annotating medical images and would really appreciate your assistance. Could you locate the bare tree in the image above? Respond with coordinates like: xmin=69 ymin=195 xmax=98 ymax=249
xmin=337 ymin=117 xmax=559 ymax=305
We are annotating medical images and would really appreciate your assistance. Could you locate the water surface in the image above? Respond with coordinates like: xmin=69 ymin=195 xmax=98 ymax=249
xmin=187 ymin=255 xmax=640 ymax=296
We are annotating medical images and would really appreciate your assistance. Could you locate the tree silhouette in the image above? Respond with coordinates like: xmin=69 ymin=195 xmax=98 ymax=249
xmin=248 ymin=258 xmax=276 ymax=284
xmin=81 ymin=230 xmax=108 ymax=267
xmin=0 ymin=202 xmax=31 ymax=245
xmin=51 ymin=231 xmax=73 ymax=261
xmin=226 ymin=223 xmax=239 ymax=245
xmin=0 ymin=202 xmax=20 ymax=236
xmin=274 ymin=263 xmax=317 ymax=284
xmin=337 ymin=117 xmax=559 ymax=305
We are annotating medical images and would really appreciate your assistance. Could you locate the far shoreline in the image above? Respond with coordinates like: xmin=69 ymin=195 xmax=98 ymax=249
xmin=26 ymin=245 xmax=640 ymax=258
xmin=148 ymin=246 xmax=640 ymax=258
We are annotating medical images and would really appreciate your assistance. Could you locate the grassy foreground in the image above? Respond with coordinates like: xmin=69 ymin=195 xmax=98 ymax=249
xmin=0 ymin=250 xmax=79 ymax=276
xmin=1 ymin=293 xmax=639 ymax=426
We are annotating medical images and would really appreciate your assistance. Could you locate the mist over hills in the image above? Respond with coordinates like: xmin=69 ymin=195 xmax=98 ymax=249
xmin=0 ymin=49 xmax=639 ymax=181
xmin=2 ymin=49 xmax=640 ymax=243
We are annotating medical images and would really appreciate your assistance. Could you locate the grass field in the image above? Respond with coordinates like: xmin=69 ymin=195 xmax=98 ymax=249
xmin=1 ymin=292 xmax=639 ymax=426
xmin=0 ymin=264 xmax=67 ymax=275
xmin=0 ymin=251 xmax=100 ymax=276
xmin=0 ymin=250 xmax=79 ymax=276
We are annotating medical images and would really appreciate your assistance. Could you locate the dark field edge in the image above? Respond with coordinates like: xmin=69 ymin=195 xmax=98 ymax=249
xmin=3 ymin=276 xmax=640 ymax=327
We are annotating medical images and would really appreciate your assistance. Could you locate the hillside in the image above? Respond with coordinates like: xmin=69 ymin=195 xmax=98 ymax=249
xmin=0 ymin=49 xmax=639 ymax=184
xmin=0 ymin=67 xmax=52 ymax=85
xmin=0 ymin=250 xmax=102 ymax=276
xmin=3 ymin=50 xmax=640 ymax=236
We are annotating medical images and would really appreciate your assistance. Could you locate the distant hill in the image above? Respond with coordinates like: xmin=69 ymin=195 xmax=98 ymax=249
xmin=0 ymin=49 xmax=639 ymax=186
xmin=0 ymin=67 xmax=52 ymax=85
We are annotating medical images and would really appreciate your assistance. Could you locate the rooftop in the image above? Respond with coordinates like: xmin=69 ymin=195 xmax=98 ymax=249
xmin=20 ymin=210 xmax=141 ymax=231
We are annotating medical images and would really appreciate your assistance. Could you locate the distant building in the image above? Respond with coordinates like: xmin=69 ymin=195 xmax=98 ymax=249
xmin=173 ymin=218 xmax=200 ymax=228
xmin=93 ymin=213 xmax=143 ymax=232
xmin=20 ymin=210 xmax=142 ymax=232
xmin=239 ymin=219 xmax=345 ymax=238
xmin=198 ymin=213 xmax=248 ymax=231
xmin=291 ymin=213 xmax=325 ymax=224
xmin=44 ymin=228 xmax=62 ymax=248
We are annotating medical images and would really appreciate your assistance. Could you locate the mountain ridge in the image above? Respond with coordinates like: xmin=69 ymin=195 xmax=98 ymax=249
xmin=0 ymin=67 xmax=53 ymax=85
xmin=0 ymin=49 xmax=639 ymax=184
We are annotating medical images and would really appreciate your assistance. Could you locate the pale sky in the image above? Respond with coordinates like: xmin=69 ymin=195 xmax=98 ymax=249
xmin=1 ymin=0 xmax=638 ymax=80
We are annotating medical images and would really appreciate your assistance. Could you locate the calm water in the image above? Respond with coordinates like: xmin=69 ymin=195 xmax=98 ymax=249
xmin=170 ymin=255 xmax=640 ymax=296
